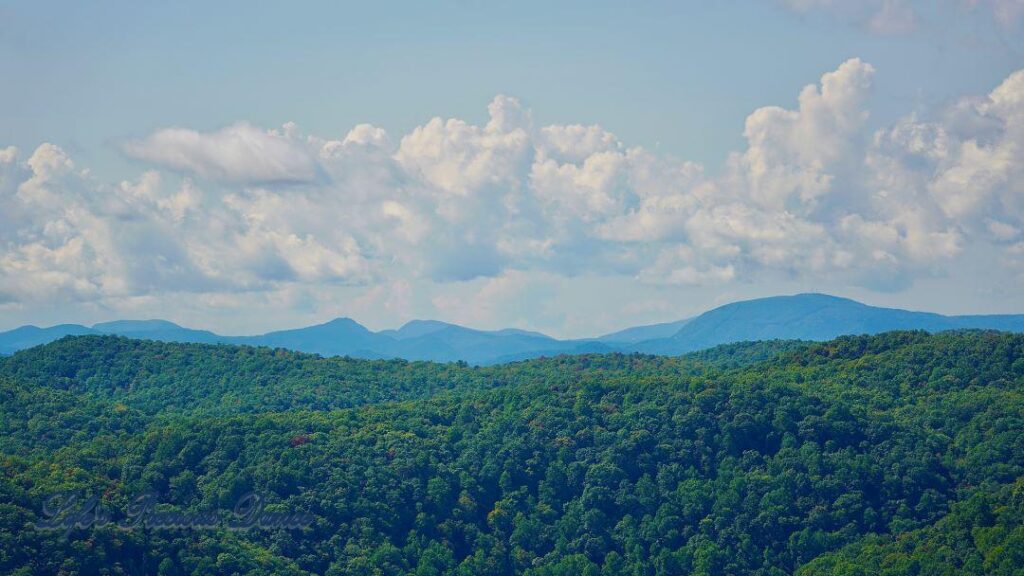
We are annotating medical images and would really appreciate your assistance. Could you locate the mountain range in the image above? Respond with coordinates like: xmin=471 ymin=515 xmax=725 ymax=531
xmin=3 ymin=293 xmax=1024 ymax=363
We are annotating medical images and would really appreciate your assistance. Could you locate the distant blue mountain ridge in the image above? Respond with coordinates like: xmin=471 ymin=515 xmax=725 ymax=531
xmin=3 ymin=293 xmax=1023 ymax=364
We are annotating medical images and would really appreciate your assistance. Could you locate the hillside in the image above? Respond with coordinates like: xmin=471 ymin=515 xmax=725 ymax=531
xmin=595 ymin=318 xmax=693 ymax=343
xmin=3 ymin=294 xmax=1024 ymax=363
xmin=0 ymin=331 xmax=1021 ymax=574
xmin=0 ymin=318 xmax=573 ymax=365
xmin=635 ymin=293 xmax=1024 ymax=355
xmin=0 ymin=324 xmax=99 ymax=355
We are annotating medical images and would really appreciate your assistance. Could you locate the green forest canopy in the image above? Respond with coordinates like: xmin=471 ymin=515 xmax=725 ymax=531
xmin=0 ymin=331 xmax=1022 ymax=575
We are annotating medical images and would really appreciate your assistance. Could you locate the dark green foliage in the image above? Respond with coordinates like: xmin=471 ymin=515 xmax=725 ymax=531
xmin=0 ymin=331 xmax=1022 ymax=574
xmin=797 ymin=479 xmax=1024 ymax=576
xmin=0 ymin=335 xmax=496 ymax=416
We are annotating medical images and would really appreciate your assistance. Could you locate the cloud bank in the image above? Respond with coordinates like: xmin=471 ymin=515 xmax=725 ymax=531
xmin=2 ymin=59 xmax=1023 ymax=323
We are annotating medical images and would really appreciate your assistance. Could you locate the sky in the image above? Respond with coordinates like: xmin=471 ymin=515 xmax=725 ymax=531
xmin=1 ymin=0 xmax=1023 ymax=338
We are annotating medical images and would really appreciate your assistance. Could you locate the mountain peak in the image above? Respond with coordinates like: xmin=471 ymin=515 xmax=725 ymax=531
xmin=307 ymin=317 xmax=371 ymax=333
xmin=394 ymin=320 xmax=457 ymax=339
xmin=93 ymin=319 xmax=183 ymax=333
xmin=4 ymin=293 xmax=1024 ymax=362
xmin=324 ymin=317 xmax=362 ymax=326
xmin=492 ymin=327 xmax=550 ymax=339
xmin=740 ymin=293 xmax=863 ymax=306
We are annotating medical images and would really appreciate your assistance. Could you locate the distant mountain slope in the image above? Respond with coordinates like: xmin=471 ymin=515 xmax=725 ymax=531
xmin=2 ymin=293 xmax=1023 ymax=362
xmin=633 ymin=293 xmax=1024 ymax=355
xmin=381 ymin=319 xmax=458 ymax=340
xmin=0 ymin=317 xmax=572 ymax=364
xmin=0 ymin=324 xmax=98 ymax=355
xmin=391 ymin=324 xmax=566 ymax=364
xmin=93 ymin=319 xmax=227 ymax=344
xmin=232 ymin=317 xmax=392 ymax=358
xmin=597 ymin=318 xmax=692 ymax=343
xmin=374 ymin=320 xmax=567 ymax=363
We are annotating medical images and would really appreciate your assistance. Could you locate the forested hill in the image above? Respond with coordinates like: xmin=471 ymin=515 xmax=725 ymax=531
xmin=4 ymin=293 xmax=1024 ymax=363
xmin=1 ymin=331 xmax=1022 ymax=575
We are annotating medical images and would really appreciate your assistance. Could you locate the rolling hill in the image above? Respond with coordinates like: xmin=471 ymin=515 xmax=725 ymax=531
xmin=3 ymin=293 xmax=1023 ymax=362
xmin=1 ymin=331 xmax=1021 ymax=574
xmin=633 ymin=293 xmax=1024 ymax=355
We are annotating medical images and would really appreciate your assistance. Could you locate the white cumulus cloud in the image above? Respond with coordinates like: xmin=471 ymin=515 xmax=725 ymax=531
xmin=2 ymin=59 xmax=1024 ymax=316
xmin=123 ymin=122 xmax=319 ymax=184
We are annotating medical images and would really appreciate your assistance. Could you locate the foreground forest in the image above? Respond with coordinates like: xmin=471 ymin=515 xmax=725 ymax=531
xmin=0 ymin=331 xmax=1022 ymax=575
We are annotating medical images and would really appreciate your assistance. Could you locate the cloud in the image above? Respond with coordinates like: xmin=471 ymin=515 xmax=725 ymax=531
xmin=871 ymin=69 xmax=1024 ymax=239
xmin=779 ymin=0 xmax=918 ymax=35
xmin=2 ymin=60 xmax=1023 ymax=314
xmin=122 ymin=122 xmax=318 ymax=184
xmin=780 ymin=0 xmax=1024 ymax=34
xmin=431 ymin=269 xmax=555 ymax=328
xmin=732 ymin=58 xmax=875 ymax=212
xmin=964 ymin=0 xmax=1024 ymax=28
xmin=0 ymin=143 xmax=368 ymax=306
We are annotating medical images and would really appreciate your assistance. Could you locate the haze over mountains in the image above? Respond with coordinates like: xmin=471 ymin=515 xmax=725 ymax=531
xmin=3 ymin=293 xmax=1024 ymax=363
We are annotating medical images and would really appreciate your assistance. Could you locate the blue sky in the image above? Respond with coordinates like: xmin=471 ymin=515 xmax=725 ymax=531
xmin=1 ymin=1 xmax=1023 ymax=337
xmin=3 ymin=2 xmax=1020 ymax=175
